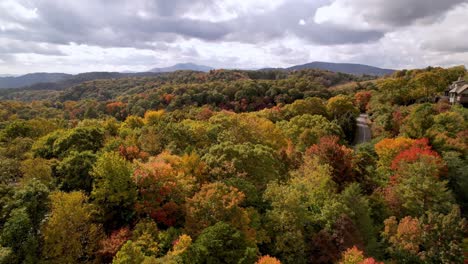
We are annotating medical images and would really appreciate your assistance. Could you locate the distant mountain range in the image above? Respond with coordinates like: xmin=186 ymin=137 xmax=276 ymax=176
xmin=288 ymin=61 xmax=395 ymax=76
xmin=148 ymin=63 xmax=213 ymax=73
xmin=0 ymin=73 xmax=71 ymax=89
xmin=262 ymin=61 xmax=395 ymax=76
xmin=0 ymin=72 xmax=159 ymax=90
xmin=0 ymin=61 xmax=393 ymax=90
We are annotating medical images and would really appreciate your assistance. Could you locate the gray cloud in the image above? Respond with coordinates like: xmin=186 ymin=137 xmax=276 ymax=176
xmin=0 ymin=39 xmax=65 ymax=55
xmin=0 ymin=0 xmax=466 ymax=74
xmin=315 ymin=0 xmax=467 ymax=28
xmin=0 ymin=0 xmax=386 ymax=51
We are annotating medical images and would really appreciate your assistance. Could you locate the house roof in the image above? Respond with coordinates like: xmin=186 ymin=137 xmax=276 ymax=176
xmin=449 ymin=84 xmax=468 ymax=94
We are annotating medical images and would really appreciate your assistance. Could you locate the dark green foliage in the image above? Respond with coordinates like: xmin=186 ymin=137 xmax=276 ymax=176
xmin=203 ymin=142 xmax=285 ymax=189
xmin=189 ymin=222 xmax=257 ymax=264
xmin=52 ymin=126 xmax=104 ymax=157
xmin=0 ymin=120 xmax=33 ymax=141
xmin=54 ymin=151 xmax=97 ymax=193
xmin=0 ymin=180 xmax=49 ymax=264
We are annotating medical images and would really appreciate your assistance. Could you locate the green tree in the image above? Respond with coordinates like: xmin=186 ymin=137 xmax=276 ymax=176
xmin=326 ymin=95 xmax=359 ymax=142
xmin=189 ymin=222 xmax=257 ymax=264
xmin=54 ymin=151 xmax=96 ymax=193
xmin=400 ymin=104 xmax=435 ymax=138
xmin=91 ymin=152 xmax=137 ymax=228
xmin=203 ymin=142 xmax=284 ymax=189
xmin=112 ymin=241 xmax=147 ymax=264
xmin=263 ymin=157 xmax=347 ymax=263
xmin=277 ymin=114 xmax=343 ymax=151
xmin=0 ymin=208 xmax=37 ymax=264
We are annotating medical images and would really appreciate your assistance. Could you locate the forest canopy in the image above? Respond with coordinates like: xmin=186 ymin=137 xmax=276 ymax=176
xmin=0 ymin=66 xmax=467 ymax=264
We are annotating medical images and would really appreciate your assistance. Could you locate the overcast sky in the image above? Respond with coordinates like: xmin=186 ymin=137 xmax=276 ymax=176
xmin=1 ymin=0 xmax=467 ymax=74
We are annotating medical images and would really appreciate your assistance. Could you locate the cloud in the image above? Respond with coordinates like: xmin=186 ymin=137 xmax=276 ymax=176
xmin=0 ymin=38 xmax=65 ymax=56
xmin=0 ymin=0 xmax=466 ymax=74
xmin=314 ymin=0 xmax=466 ymax=29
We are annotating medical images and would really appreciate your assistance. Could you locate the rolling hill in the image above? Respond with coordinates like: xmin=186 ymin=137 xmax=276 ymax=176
xmin=0 ymin=73 xmax=71 ymax=89
xmin=285 ymin=61 xmax=395 ymax=76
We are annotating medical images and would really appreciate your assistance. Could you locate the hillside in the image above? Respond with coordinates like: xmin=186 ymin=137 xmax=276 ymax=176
xmin=286 ymin=61 xmax=395 ymax=76
xmin=0 ymin=73 xmax=71 ymax=89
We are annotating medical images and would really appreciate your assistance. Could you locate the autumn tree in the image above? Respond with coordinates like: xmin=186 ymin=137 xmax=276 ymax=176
xmin=339 ymin=246 xmax=382 ymax=264
xmin=133 ymin=152 xmax=197 ymax=227
xmin=185 ymin=182 xmax=251 ymax=238
xmin=354 ymin=91 xmax=372 ymax=113
xmin=99 ymin=227 xmax=132 ymax=262
xmin=41 ymin=191 xmax=104 ymax=264
xmin=306 ymin=136 xmax=355 ymax=187
xmin=382 ymin=206 xmax=465 ymax=263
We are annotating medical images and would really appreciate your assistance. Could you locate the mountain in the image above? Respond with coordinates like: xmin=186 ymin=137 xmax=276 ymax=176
xmin=285 ymin=61 xmax=395 ymax=76
xmin=149 ymin=63 xmax=213 ymax=73
xmin=0 ymin=73 xmax=71 ymax=89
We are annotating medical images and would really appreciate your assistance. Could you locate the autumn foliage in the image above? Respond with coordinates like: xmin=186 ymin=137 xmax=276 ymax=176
xmin=306 ymin=136 xmax=355 ymax=186
xmin=256 ymin=255 xmax=282 ymax=264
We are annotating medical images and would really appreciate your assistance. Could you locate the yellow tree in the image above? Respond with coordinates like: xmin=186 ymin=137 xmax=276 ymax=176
xmin=41 ymin=191 xmax=104 ymax=264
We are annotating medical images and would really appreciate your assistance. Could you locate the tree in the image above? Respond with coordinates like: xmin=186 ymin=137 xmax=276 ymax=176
xmin=256 ymin=255 xmax=281 ymax=264
xmin=20 ymin=158 xmax=52 ymax=185
xmin=41 ymin=191 xmax=104 ymax=264
xmin=0 ymin=179 xmax=51 ymax=263
xmin=99 ymin=227 xmax=132 ymax=262
xmin=382 ymin=206 xmax=465 ymax=263
xmin=0 ymin=208 xmax=37 ymax=264
xmin=91 ymin=152 xmax=137 ymax=228
xmin=339 ymin=246 xmax=382 ymax=264
xmin=112 ymin=241 xmax=147 ymax=264
xmin=263 ymin=157 xmax=347 ymax=263
xmin=133 ymin=152 xmax=197 ymax=227
xmin=185 ymin=182 xmax=250 ymax=238
xmin=277 ymin=114 xmax=343 ymax=151
xmin=340 ymin=184 xmax=377 ymax=252
xmin=326 ymin=95 xmax=359 ymax=141
xmin=281 ymin=97 xmax=328 ymax=120
xmin=306 ymin=136 xmax=355 ymax=187
xmin=52 ymin=126 xmax=105 ymax=157
xmin=384 ymin=156 xmax=454 ymax=217
xmin=442 ymin=151 xmax=468 ymax=216
xmin=374 ymin=137 xmax=415 ymax=181
xmin=400 ymin=104 xmax=435 ymax=138
xmin=354 ymin=91 xmax=372 ymax=113
xmin=189 ymin=222 xmax=257 ymax=264
xmin=54 ymin=151 xmax=97 ymax=193
xmin=203 ymin=142 xmax=284 ymax=189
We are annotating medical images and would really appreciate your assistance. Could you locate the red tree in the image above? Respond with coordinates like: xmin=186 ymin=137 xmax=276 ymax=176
xmin=306 ymin=136 xmax=355 ymax=186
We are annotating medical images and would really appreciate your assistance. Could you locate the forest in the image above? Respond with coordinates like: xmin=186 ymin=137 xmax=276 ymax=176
xmin=0 ymin=66 xmax=467 ymax=264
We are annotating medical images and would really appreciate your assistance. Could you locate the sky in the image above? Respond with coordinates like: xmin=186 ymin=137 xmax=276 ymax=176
xmin=0 ymin=0 xmax=467 ymax=74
